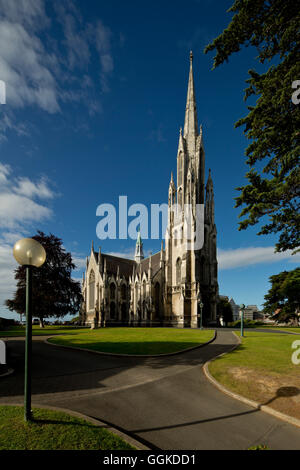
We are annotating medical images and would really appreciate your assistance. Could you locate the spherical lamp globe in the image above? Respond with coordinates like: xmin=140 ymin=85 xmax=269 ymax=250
xmin=13 ymin=238 xmax=46 ymax=268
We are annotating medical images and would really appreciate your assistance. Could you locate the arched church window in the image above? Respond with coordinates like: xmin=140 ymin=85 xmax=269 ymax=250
xmin=178 ymin=187 xmax=183 ymax=208
xmin=176 ymin=257 xmax=182 ymax=285
xmin=110 ymin=283 xmax=116 ymax=299
xmin=135 ymin=282 xmax=139 ymax=304
xmin=110 ymin=301 xmax=116 ymax=319
xmin=154 ymin=282 xmax=160 ymax=316
xmin=121 ymin=284 xmax=127 ymax=301
xmin=178 ymin=153 xmax=183 ymax=186
xmin=89 ymin=270 xmax=95 ymax=310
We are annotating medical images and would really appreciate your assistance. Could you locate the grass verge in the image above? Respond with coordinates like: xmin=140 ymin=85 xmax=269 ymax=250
xmin=208 ymin=331 xmax=300 ymax=420
xmin=47 ymin=327 xmax=215 ymax=355
xmin=0 ymin=325 xmax=90 ymax=338
xmin=0 ymin=406 xmax=135 ymax=450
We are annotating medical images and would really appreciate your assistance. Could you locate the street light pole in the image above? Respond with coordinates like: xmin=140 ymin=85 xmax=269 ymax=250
xmin=13 ymin=238 xmax=46 ymax=422
xmin=199 ymin=301 xmax=204 ymax=330
xmin=240 ymin=304 xmax=245 ymax=338
xmin=24 ymin=266 xmax=32 ymax=421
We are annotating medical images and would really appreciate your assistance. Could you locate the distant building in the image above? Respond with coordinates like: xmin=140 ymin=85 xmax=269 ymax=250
xmin=243 ymin=305 xmax=263 ymax=321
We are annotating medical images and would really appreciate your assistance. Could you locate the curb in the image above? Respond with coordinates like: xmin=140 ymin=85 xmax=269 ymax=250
xmin=203 ymin=331 xmax=300 ymax=429
xmin=44 ymin=330 xmax=217 ymax=358
xmin=0 ymin=402 xmax=150 ymax=450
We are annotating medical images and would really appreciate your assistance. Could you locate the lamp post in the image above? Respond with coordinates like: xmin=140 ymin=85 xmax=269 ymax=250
xmin=199 ymin=301 xmax=204 ymax=330
xmin=13 ymin=238 xmax=46 ymax=422
xmin=239 ymin=303 xmax=245 ymax=338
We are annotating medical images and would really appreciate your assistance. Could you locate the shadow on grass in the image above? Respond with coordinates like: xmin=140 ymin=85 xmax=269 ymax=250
xmin=31 ymin=416 xmax=102 ymax=429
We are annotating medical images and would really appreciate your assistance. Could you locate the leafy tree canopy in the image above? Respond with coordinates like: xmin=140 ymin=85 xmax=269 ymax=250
xmin=5 ymin=232 xmax=82 ymax=326
xmin=263 ymin=267 xmax=300 ymax=323
xmin=205 ymin=0 xmax=300 ymax=253
xmin=217 ymin=298 xmax=234 ymax=325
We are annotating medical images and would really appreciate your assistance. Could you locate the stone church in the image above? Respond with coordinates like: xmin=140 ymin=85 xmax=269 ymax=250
xmin=80 ymin=52 xmax=219 ymax=328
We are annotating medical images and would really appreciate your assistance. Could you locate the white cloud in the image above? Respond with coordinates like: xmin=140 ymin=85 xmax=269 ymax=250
xmin=0 ymin=20 xmax=60 ymax=113
xmin=72 ymin=255 xmax=87 ymax=271
xmin=15 ymin=177 xmax=55 ymax=200
xmin=0 ymin=0 xmax=114 ymax=139
xmin=0 ymin=157 xmax=55 ymax=316
xmin=0 ymin=240 xmax=18 ymax=317
xmin=0 ymin=0 xmax=49 ymax=31
xmin=0 ymin=161 xmax=54 ymax=230
xmin=0 ymin=193 xmax=51 ymax=229
xmin=218 ymin=246 xmax=300 ymax=270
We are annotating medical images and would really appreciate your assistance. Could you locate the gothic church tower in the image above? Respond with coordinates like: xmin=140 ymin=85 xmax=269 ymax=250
xmin=164 ymin=52 xmax=218 ymax=327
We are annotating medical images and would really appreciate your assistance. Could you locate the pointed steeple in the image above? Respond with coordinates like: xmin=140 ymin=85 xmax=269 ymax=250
xmin=134 ymin=228 xmax=144 ymax=263
xmin=178 ymin=127 xmax=184 ymax=153
xmin=169 ymin=172 xmax=176 ymax=203
xmin=183 ymin=51 xmax=198 ymax=141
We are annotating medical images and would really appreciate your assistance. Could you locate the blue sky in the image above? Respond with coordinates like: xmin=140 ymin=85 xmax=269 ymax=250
xmin=0 ymin=0 xmax=298 ymax=320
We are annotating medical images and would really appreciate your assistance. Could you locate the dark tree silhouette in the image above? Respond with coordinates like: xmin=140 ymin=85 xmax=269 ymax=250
xmin=205 ymin=0 xmax=300 ymax=253
xmin=263 ymin=267 xmax=300 ymax=324
xmin=6 ymin=232 xmax=82 ymax=327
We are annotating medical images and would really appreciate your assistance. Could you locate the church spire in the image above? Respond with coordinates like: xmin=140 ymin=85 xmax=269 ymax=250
xmin=183 ymin=51 xmax=198 ymax=141
xmin=134 ymin=228 xmax=144 ymax=263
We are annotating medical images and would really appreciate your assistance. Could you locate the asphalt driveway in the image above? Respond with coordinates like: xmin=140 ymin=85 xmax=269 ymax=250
xmin=1 ymin=330 xmax=300 ymax=450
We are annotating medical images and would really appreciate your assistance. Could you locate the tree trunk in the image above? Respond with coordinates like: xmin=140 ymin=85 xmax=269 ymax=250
xmin=39 ymin=319 xmax=45 ymax=328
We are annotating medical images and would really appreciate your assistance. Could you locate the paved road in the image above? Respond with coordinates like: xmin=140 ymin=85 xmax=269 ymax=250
xmin=1 ymin=330 xmax=300 ymax=450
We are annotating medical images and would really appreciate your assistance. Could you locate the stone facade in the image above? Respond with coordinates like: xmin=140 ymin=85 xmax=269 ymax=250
xmin=80 ymin=52 xmax=219 ymax=328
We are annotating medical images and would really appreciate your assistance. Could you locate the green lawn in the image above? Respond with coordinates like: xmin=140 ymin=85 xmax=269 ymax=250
xmin=0 ymin=406 xmax=135 ymax=450
xmin=48 ymin=327 xmax=215 ymax=355
xmin=209 ymin=331 xmax=300 ymax=419
xmin=0 ymin=325 xmax=90 ymax=337
xmin=259 ymin=326 xmax=300 ymax=334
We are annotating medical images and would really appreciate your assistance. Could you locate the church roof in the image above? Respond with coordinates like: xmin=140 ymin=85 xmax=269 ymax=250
xmin=92 ymin=250 xmax=162 ymax=280
xmin=94 ymin=252 xmax=135 ymax=279
xmin=140 ymin=251 xmax=161 ymax=275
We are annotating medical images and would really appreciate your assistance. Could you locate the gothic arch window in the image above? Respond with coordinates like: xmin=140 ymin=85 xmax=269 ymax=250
xmin=176 ymin=257 xmax=182 ymax=285
xmin=89 ymin=270 xmax=95 ymax=310
xmin=143 ymin=280 xmax=146 ymax=299
xmin=178 ymin=153 xmax=183 ymax=186
xmin=121 ymin=284 xmax=127 ymax=301
xmin=110 ymin=282 xmax=116 ymax=299
xmin=154 ymin=282 xmax=160 ymax=316
xmin=135 ymin=282 xmax=139 ymax=309
xmin=174 ymin=230 xmax=177 ymax=247
xmin=178 ymin=187 xmax=183 ymax=208
xmin=110 ymin=301 xmax=116 ymax=319
xmin=121 ymin=303 xmax=127 ymax=322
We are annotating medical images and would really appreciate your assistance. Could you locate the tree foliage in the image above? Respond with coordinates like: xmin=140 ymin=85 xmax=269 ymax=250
xmin=205 ymin=0 xmax=300 ymax=253
xmin=5 ymin=232 xmax=82 ymax=325
xmin=217 ymin=298 xmax=233 ymax=326
xmin=263 ymin=267 xmax=300 ymax=323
